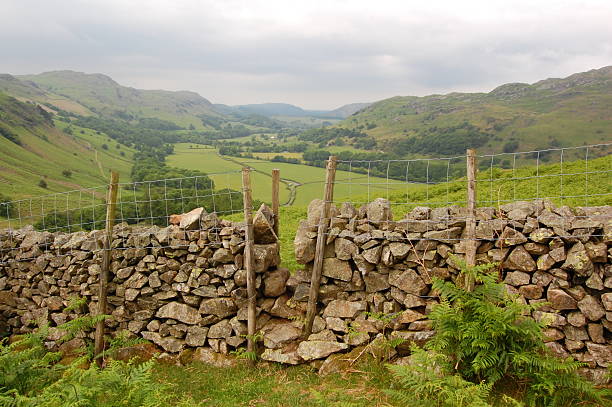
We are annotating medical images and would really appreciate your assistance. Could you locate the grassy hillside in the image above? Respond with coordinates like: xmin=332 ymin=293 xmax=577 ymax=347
xmin=336 ymin=66 xmax=612 ymax=156
xmin=15 ymin=71 xmax=221 ymax=130
xmin=0 ymin=92 xmax=135 ymax=201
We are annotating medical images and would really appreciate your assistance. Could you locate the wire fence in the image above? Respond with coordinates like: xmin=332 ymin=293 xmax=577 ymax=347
xmin=0 ymin=169 xmax=247 ymax=265
xmin=311 ymin=142 xmax=612 ymax=245
xmin=1 ymin=143 xmax=611 ymax=264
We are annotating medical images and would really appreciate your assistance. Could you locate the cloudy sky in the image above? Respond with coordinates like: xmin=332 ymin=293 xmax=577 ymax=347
xmin=1 ymin=0 xmax=611 ymax=109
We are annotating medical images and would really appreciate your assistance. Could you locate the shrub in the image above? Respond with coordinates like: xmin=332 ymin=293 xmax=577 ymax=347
xmin=62 ymin=170 xmax=72 ymax=178
xmin=38 ymin=179 xmax=48 ymax=189
xmin=387 ymin=262 xmax=610 ymax=406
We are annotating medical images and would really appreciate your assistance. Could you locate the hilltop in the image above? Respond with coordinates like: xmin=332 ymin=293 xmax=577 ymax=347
xmin=335 ymin=66 xmax=612 ymax=155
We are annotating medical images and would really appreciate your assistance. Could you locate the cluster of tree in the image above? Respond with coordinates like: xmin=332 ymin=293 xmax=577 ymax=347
xmin=297 ymin=127 xmax=371 ymax=148
xmin=270 ymin=155 xmax=300 ymax=164
xmin=0 ymin=125 xmax=21 ymax=145
xmin=137 ymin=117 xmax=184 ymax=131
xmin=73 ymin=116 xmax=184 ymax=148
xmin=393 ymin=122 xmax=492 ymax=156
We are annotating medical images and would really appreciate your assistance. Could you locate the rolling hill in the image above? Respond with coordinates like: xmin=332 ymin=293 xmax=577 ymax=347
xmin=336 ymin=66 xmax=612 ymax=156
xmin=0 ymin=91 xmax=134 ymax=201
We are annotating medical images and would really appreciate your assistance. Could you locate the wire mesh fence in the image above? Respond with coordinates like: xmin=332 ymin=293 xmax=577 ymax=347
xmin=311 ymin=142 xmax=612 ymax=246
xmin=1 ymin=142 xmax=611 ymax=263
xmin=0 ymin=169 xmax=248 ymax=265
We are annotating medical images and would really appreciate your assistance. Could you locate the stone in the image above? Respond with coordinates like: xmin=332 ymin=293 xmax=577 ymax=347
xmin=212 ymin=248 xmax=234 ymax=264
xmin=503 ymin=246 xmax=536 ymax=272
xmin=363 ymin=272 xmax=390 ymax=293
xmin=179 ymin=207 xmax=205 ymax=230
xmin=389 ymin=242 xmax=410 ymax=259
xmin=340 ymin=202 xmax=357 ymax=218
xmin=577 ymin=295 xmax=606 ymax=321
xmin=199 ymin=298 xmax=237 ymax=318
xmin=309 ymin=330 xmax=338 ymax=341
xmin=532 ymin=271 xmax=553 ymax=287
xmin=496 ymin=227 xmax=527 ymax=247
xmin=547 ymin=289 xmax=577 ymax=310
xmin=422 ymin=227 xmax=462 ymax=244
xmin=326 ymin=317 xmax=348 ymax=332
xmin=261 ymin=348 xmax=301 ymax=365
xmin=529 ymin=228 xmax=554 ymax=243
xmin=156 ymin=302 xmax=201 ymax=325
xmin=208 ymin=319 xmax=232 ymax=339
xmin=322 ymin=258 xmax=352 ymax=281
xmin=185 ymin=326 xmax=209 ymax=347
xmin=567 ymin=312 xmax=587 ymax=327
xmin=585 ymin=242 xmax=607 ymax=263
xmin=587 ymin=324 xmax=605 ymax=344
xmin=366 ymin=198 xmax=392 ymax=224
xmin=562 ymin=242 xmax=594 ymax=276
xmin=334 ymin=238 xmax=357 ymax=260
xmin=536 ymin=254 xmax=556 ymax=271
xmin=322 ymin=300 xmax=366 ymax=318
xmin=253 ymin=204 xmax=276 ymax=244
xmin=586 ymin=342 xmax=611 ymax=367
xmin=518 ymin=284 xmax=543 ymax=300
xmin=602 ymin=293 xmax=612 ymax=311
xmin=253 ymin=243 xmax=280 ymax=273
xmin=261 ymin=321 xmax=301 ymax=349
xmin=296 ymin=341 xmax=349 ymax=361
xmin=141 ymin=331 xmax=185 ymax=353
xmin=389 ymin=269 xmax=428 ymax=296
xmin=396 ymin=309 xmax=426 ymax=324
xmin=294 ymin=221 xmax=316 ymax=264
xmin=263 ymin=268 xmax=289 ymax=297
xmin=362 ymin=245 xmax=382 ymax=264
xmin=504 ymin=271 xmax=530 ymax=286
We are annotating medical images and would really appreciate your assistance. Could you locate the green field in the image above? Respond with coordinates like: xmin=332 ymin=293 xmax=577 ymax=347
xmin=168 ymin=144 xmax=412 ymax=206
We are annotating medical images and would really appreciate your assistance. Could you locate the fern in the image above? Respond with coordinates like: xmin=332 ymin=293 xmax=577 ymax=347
xmin=388 ymin=261 xmax=611 ymax=406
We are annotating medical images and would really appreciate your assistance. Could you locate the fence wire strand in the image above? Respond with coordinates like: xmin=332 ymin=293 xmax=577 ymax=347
xmin=0 ymin=170 xmax=247 ymax=265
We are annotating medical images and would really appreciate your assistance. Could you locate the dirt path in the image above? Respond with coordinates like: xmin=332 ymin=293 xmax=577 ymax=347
xmin=216 ymin=154 xmax=301 ymax=206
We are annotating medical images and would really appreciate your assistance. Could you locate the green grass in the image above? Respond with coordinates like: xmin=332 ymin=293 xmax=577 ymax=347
xmin=155 ymin=360 xmax=394 ymax=407
xmin=167 ymin=144 xmax=408 ymax=207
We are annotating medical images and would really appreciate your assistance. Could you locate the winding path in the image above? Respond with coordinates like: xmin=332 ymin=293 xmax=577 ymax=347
xmin=216 ymin=153 xmax=301 ymax=206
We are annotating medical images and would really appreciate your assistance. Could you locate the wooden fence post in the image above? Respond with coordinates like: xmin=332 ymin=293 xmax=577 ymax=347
xmin=465 ymin=149 xmax=477 ymax=291
xmin=94 ymin=170 xmax=119 ymax=367
xmin=303 ymin=156 xmax=337 ymax=338
xmin=242 ymin=167 xmax=257 ymax=361
xmin=272 ymin=169 xmax=280 ymax=238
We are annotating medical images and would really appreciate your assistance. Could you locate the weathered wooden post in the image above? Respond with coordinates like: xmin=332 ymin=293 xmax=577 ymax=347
xmin=272 ymin=168 xmax=280 ymax=238
xmin=94 ymin=170 xmax=119 ymax=367
xmin=242 ymin=167 xmax=257 ymax=361
xmin=465 ymin=149 xmax=477 ymax=291
xmin=303 ymin=156 xmax=337 ymax=337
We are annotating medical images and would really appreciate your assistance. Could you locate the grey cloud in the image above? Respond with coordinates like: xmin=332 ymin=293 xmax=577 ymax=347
xmin=0 ymin=0 xmax=611 ymax=108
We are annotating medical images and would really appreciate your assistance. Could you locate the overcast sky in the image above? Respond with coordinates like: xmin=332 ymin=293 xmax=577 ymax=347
xmin=1 ymin=0 xmax=611 ymax=109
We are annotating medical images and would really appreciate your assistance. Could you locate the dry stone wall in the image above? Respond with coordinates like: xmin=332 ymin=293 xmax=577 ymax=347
xmin=288 ymin=198 xmax=611 ymax=382
xmin=0 ymin=198 xmax=610 ymax=383
xmin=0 ymin=205 xmax=283 ymax=357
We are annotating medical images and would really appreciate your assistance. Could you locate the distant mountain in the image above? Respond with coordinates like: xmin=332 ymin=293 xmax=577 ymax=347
xmin=221 ymin=101 xmax=372 ymax=119
xmin=328 ymin=102 xmax=372 ymax=118
xmin=337 ymin=66 xmax=612 ymax=155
